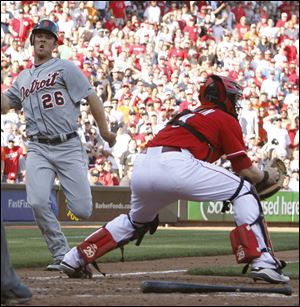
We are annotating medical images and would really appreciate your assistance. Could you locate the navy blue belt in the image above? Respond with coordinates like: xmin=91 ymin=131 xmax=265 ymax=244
xmin=28 ymin=132 xmax=78 ymax=145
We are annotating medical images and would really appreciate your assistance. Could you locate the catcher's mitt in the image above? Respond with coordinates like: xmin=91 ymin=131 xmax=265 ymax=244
xmin=255 ymin=158 xmax=287 ymax=200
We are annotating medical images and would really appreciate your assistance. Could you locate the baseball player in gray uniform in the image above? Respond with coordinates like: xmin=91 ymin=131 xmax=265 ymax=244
xmin=1 ymin=19 xmax=116 ymax=270
xmin=1 ymin=218 xmax=32 ymax=304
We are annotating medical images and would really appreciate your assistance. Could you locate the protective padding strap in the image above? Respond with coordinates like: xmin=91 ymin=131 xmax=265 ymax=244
xmin=127 ymin=214 xmax=159 ymax=246
xmin=77 ymin=228 xmax=117 ymax=264
xmin=167 ymin=109 xmax=215 ymax=161
xmin=249 ymin=187 xmax=274 ymax=255
xmin=222 ymin=178 xmax=245 ymax=212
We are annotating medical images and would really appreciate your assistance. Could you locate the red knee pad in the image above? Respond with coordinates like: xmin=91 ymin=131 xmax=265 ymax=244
xmin=230 ymin=224 xmax=262 ymax=264
xmin=77 ymin=228 xmax=117 ymax=264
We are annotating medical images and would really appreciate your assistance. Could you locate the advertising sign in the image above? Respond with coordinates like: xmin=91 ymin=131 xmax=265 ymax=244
xmin=188 ymin=192 xmax=299 ymax=223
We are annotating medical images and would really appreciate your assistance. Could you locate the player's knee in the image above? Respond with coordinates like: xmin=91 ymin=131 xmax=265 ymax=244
xmin=232 ymin=180 xmax=261 ymax=226
xmin=69 ymin=199 xmax=93 ymax=219
xmin=28 ymin=194 xmax=50 ymax=211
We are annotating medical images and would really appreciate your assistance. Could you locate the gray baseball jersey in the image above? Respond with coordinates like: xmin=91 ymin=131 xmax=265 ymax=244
xmin=5 ymin=58 xmax=95 ymax=261
xmin=6 ymin=58 xmax=93 ymax=137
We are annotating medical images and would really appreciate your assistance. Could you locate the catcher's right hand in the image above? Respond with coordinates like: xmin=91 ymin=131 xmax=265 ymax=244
xmin=255 ymin=158 xmax=287 ymax=200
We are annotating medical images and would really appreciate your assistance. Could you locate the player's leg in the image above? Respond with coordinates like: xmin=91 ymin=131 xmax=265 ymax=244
xmin=1 ymin=219 xmax=32 ymax=304
xmin=175 ymin=155 xmax=289 ymax=284
xmin=26 ymin=144 xmax=70 ymax=266
xmin=60 ymin=147 xmax=179 ymax=277
xmin=54 ymin=138 xmax=92 ymax=219
xmin=233 ymin=194 xmax=289 ymax=283
xmin=1 ymin=218 xmax=20 ymax=293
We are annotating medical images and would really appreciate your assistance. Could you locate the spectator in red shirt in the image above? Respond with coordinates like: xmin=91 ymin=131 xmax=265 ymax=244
xmin=109 ymin=1 xmax=126 ymax=26
xmin=183 ymin=16 xmax=198 ymax=44
xmin=3 ymin=134 xmax=23 ymax=183
xmin=276 ymin=12 xmax=289 ymax=28
xmin=283 ymin=38 xmax=298 ymax=62
xmin=127 ymin=124 xmax=146 ymax=147
xmin=257 ymin=107 xmax=268 ymax=144
xmin=231 ymin=2 xmax=246 ymax=23
xmin=105 ymin=15 xmax=117 ymax=32
xmin=168 ymin=37 xmax=188 ymax=60
xmin=104 ymin=160 xmax=120 ymax=186
xmin=287 ymin=62 xmax=299 ymax=85
xmin=91 ymin=157 xmax=114 ymax=186
xmin=178 ymin=89 xmax=197 ymax=112
xmin=8 ymin=8 xmax=33 ymax=43
xmin=129 ymin=36 xmax=146 ymax=57
xmin=69 ymin=47 xmax=83 ymax=68
xmin=235 ymin=16 xmax=249 ymax=40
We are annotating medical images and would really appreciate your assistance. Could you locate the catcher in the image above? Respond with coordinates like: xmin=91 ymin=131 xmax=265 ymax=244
xmin=59 ymin=74 xmax=289 ymax=284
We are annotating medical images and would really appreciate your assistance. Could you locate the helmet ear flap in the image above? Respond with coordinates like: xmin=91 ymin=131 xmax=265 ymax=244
xmin=30 ymin=33 xmax=34 ymax=46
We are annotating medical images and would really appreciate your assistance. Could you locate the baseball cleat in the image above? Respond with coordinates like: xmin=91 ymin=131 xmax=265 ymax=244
xmin=59 ymin=261 xmax=93 ymax=279
xmin=46 ymin=259 xmax=63 ymax=271
xmin=1 ymin=283 xmax=32 ymax=305
xmin=250 ymin=267 xmax=290 ymax=284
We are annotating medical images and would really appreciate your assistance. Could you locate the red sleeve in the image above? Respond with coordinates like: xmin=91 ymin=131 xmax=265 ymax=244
xmin=219 ymin=116 xmax=252 ymax=172
xmin=229 ymin=154 xmax=252 ymax=173
xmin=220 ymin=116 xmax=247 ymax=158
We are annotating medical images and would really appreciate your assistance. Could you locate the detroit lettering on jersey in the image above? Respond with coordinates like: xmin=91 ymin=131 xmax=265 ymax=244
xmin=20 ymin=72 xmax=60 ymax=102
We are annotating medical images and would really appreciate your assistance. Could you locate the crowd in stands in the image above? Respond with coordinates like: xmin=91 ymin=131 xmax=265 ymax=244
xmin=1 ymin=1 xmax=299 ymax=191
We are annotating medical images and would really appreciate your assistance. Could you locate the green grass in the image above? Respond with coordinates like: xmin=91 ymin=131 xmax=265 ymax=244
xmin=188 ymin=263 xmax=299 ymax=280
xmin=5 ymin=227 xmax=299 ymax=271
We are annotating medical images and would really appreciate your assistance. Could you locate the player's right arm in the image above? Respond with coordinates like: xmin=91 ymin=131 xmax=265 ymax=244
xmin=86 ymin=92 xmax=116 ymax=147
xmin=1 ymin=93 xmax=13 ymax=114
xmin=220 ymin=113 xmax=279 ymax=186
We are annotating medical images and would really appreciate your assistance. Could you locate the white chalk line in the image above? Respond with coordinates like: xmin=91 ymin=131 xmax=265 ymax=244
xmin=28 ymin=259 xmax=298 ymax=281
xmin=74 ymin=293 xmax=298 ymax=298
xmin=28 ymin=269 xmax=188 ymax=281
xmin=28 ymin=260 xmax=298 ymax=281
xmin=30 ymin=291 xmax=297 ymax=299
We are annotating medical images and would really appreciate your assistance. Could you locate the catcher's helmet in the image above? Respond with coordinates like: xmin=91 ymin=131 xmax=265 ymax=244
xmin=30 ymin=19 xmax=59 ymax=45
xmin=199 ymin=74 xmax=242 ymax=119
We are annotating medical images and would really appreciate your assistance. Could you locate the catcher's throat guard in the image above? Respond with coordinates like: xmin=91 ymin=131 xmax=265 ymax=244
xmin=230 ymin=224 xmax=261 ymax=263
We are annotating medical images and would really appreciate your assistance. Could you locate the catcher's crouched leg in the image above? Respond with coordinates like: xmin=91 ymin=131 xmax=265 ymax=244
xmin=231 ymin=181 xmax=289 ymax=284
xmin=60 ymin=214 xmax=159 ymax=278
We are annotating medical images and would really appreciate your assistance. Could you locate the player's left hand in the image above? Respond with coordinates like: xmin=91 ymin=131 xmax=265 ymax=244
xmin=255 ymin=158 xmax=287 ymax=199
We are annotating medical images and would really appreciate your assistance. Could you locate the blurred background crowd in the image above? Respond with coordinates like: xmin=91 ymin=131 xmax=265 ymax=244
xmin=1 ymin=1 xmax=299 ymax=191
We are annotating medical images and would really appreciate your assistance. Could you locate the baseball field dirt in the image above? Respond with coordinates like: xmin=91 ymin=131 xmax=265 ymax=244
xmin=15 ymin=250 xmax=298 ymax=306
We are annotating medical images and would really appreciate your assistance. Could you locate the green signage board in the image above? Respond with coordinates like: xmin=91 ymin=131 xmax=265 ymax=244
xmin=188 ymin=191 xmax=299 ymax=223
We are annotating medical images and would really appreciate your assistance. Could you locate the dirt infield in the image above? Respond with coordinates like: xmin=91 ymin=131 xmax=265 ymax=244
xmin=15 ymin=250 xmax=298 ymax=306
